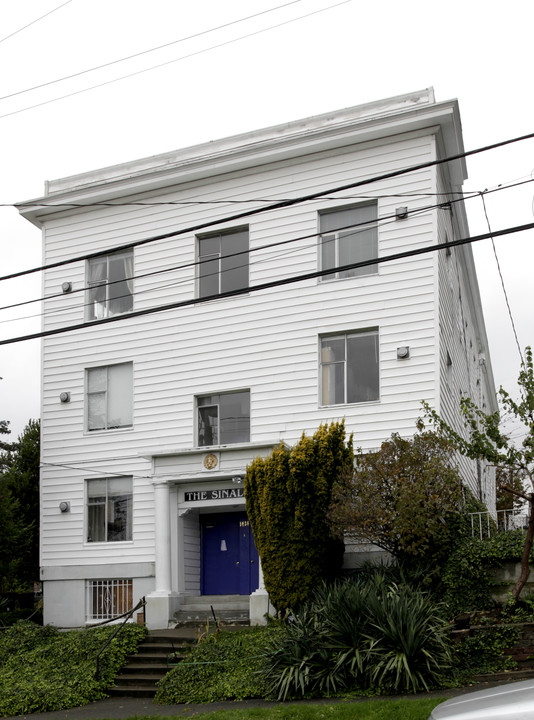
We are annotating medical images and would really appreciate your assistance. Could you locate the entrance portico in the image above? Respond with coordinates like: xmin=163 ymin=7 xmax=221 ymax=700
xmin=143 ymin=443 xmax=275 ymax=629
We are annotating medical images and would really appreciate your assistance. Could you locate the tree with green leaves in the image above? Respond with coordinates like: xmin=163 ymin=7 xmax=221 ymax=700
xmin=328 ymin=425 xmax=469 ymax=579
xmin=244 ymin=421 xmax=353 ymax=611
xmin=425 ymin=346 xmax=534 ymax=602
xmin=0 ymin=419 xmax=40 ymax=591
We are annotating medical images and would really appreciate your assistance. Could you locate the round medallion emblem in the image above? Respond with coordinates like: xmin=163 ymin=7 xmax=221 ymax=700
xmin=203 ymin=453 xmax=218 ymax=470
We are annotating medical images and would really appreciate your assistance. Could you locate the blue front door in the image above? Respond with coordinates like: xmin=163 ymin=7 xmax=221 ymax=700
xmin=201 ymin=512 xmax=259 ymax=595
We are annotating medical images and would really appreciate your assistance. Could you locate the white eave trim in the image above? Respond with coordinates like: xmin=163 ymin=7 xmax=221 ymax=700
xmin=17 ymin=93 xmax=465 ymax=227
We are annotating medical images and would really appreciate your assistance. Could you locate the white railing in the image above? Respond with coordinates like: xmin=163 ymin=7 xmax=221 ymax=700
xmin=86 ymin=579 xmax=133 ymax=621
xmin=469 ymin=510 xmax=529 ymax=540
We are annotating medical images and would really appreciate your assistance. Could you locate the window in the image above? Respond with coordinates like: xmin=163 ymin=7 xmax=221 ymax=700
xmin=86 ymin=579 xmax=133 ymax=621
xmin=86 ymin=363 xmax=133 ymax=431
xmin=197 ymin=390 xmax=250 ymax=446
xmin=87 ymin=250 xmax=133 ymax=320
xmin=319 ymin=203 xmax=378 ymax=280
xmin=198 ymin=228 xmax=249 ymax=297
xmin=321 ymin=330 xmax=379 ymax=405
xmin=87 ymin=476 xmax=132 ymax=542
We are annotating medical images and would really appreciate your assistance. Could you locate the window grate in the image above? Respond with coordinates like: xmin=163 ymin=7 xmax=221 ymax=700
xmin=86 ymin=579 xmax=133 ymax=621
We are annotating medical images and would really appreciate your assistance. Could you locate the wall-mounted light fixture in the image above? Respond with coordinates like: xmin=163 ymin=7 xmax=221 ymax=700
xmin=59 ymin=501 xmax=70 ymax=513
xmin=232 ymin=476 xmax=243 ymax=485
xmin=59 ymin=392 xmax=71 ymax=403
xmin=395 ymin=206 xmax=408 ymax=220
xmin=396 ymin=346 xmax=410 ymax=360
xmin=61 ymin=282 xmax=73 ymax=293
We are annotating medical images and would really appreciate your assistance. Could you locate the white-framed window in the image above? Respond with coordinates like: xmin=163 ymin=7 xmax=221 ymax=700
xmin=87 ymin=250 xmax=134 ymax=320
xmin=197 ymin=390 xmax=250 ymax=446
xmin=86 ymin=362 xmax=133 ymax=431
xmin=197 ymin=227 xmax=249 ymax=298
xmin=87 ymin=476 xmax=133 ymax=542
xmin=320 ymin=330 xmax=379 ymax=405
xmin=86 ymin=579 xmax=133 ymax=621
xmin=319 ymin=203 xmax=378 ymax=280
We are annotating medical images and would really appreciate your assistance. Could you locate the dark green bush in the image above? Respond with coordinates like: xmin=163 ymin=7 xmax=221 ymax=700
xmin=442 ymin=530 xmax=530 ymax=614
xmin=264 ymin=575 xmax=451 ymax=699
xmin=155 ymin=626 xmax=279 ymax=703
xmin=0 ymin=607 xmax=42 ymax=626
xmin=453 ymin=624 xmax=519 ymax=677
xmin=0 ymin=620 xmax=146 ymax=715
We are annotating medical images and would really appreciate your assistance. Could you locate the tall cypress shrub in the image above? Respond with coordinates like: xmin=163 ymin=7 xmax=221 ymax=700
xmin=245 ymin=421 xmax=352 ymax=611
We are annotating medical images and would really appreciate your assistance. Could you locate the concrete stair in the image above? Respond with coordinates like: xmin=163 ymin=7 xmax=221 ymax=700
xmin=173 ymin=594 xmax=250 ymax=625
xmin=108 ymin=628 xmax=195 ymax=698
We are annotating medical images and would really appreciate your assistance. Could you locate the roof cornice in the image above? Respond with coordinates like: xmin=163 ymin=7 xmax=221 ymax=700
xmin=18 ymin=89 xmax=466 ymax=227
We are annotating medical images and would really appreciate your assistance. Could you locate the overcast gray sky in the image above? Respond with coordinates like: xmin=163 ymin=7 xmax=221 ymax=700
xmin=0 ymin=0 xmax=533 ymax=438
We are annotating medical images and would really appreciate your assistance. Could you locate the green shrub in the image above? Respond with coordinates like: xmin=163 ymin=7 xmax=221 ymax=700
xmin=442 ymin=530 xmax=530 ymax=614
xmin=0 ymin=620 xmax=146 ymax=715
xmin=263 ymin=575 xmax=452 ymax=699
xmin=0 ymin=607 xmax=42 ymax=626
xmin=245 ymin=422 xmax=352 ymax=611
xmin=155 ymin=626 xmax=279 ymax=703
xmin=453 ymin=624 xmax=519 ymax=676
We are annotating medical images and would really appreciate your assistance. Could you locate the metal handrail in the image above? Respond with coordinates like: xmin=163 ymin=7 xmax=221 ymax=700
xmin=95 ymin=596 xmax=145 ymax=680
xmin=469 ymin=510 xmax=529 ymax=539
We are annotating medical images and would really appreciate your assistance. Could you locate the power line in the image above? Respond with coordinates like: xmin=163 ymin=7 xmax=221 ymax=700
xmin=11 ymin=177 xmax=534 ymax=208
xmin=0 ymin=0 xmax=73 ymax=44
xmin=5 ymin=179 xmax=529 ymax=324
xmin=0 ymin=200 xmax=446 ymax=316
xmin=40 ymin=461 xmax=150 ymax=479
xmin=1 ymin=220 xmax=533 ymax=347
xmin=7 ymin=130 xmax=534 ymax=284
xmin=0 ymin=1 xmax=350 ymax=121
xmin=0 ymin=0 xmax=302 ymax=101
xmin=479 ymin=191 xmax=524 ymax=363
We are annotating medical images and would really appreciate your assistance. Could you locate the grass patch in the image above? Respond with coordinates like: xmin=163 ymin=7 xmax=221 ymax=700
xmin=0 ymin=620 xmax=147 ymax=715
xmin=100 ymin=697 xmax=446 ymax=720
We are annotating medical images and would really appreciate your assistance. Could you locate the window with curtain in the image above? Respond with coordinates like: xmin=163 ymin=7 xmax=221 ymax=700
xmin=87 ymin=477 xmax=132 ymax=542
xmin=197 ymin=390 xmax=250 ymax=446
xmin=197 ymin=228 xmax=249 ymax=298
xmin=319 ymin=203 xmax=378 ymax=280
xmin=86 ymin=363 xmax=133 ymax=431
xmin=87 ymin=250 xmax=134 ymax=320
xmin=321 ymin=330 xmax=379 ymax=405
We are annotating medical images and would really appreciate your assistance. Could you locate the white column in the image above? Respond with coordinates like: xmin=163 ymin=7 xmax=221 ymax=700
xmin=250 ymin=556 xmax=275 ymax=625
xmin=153 ymin=479 xmax=171 ymax=594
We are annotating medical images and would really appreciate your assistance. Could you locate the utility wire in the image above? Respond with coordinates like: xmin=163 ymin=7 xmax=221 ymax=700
xmin=40 ymin=461 xmax=150 ymax=479
xmin=1 ymin=220 xmax=533 ymax=347
xmin=6 ymin=129 xmax=534 ymax=284
xmin=0 ymin=200 xmax=446 ymax=316
xmin=0 ymin=0 xmax=302 ymax=100
xmin=479 ymin=191 xmax=524 ymax=363
xmin=11 ymin=177 xmax=534 ymax=207
xmin=0 ymin=0 xmax=73 ymax=44
xmin=1 ymin=190 xmax=511 ymax=323
xmin=7 ymin=180 xmax=527 ymax=325
xmin=0 ymin=1 xmax=350 ymax=120
xmin=4 ymin=199 xmax=439 ymax=326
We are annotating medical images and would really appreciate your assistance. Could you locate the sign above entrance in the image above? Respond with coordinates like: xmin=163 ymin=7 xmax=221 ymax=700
xmin=185 ymin=487 xmax=245 ymax=502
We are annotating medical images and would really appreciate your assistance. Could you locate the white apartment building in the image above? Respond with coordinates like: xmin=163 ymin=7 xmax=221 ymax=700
xmin=18 ymin=88 xmax=497 ymax=628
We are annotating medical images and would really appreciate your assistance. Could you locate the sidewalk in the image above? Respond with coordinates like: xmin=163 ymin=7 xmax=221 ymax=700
xmin=3 ymin=684 xmax=501 ymax=720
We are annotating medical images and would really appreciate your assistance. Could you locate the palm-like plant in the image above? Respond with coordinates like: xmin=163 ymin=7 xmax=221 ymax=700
xmin=365 ymin=584 xmax=451 ymax=692
xmin=263 ymin=574 xmax=452 ymax=699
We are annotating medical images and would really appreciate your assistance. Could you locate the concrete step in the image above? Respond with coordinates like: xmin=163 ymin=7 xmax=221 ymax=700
xmin=108 ymin=685 xmax=158 ymax=698
xmin=180 ymin=595 xmax=250 ymax=609
xmin=174 ymin=594 xmax=250 ymax=625
xmin=109 ymin=629 xmax=193 ymax=698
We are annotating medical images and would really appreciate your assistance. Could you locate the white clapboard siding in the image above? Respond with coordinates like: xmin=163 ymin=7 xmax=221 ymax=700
xmin=31 ymin=102 xmax=496 ymax=573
